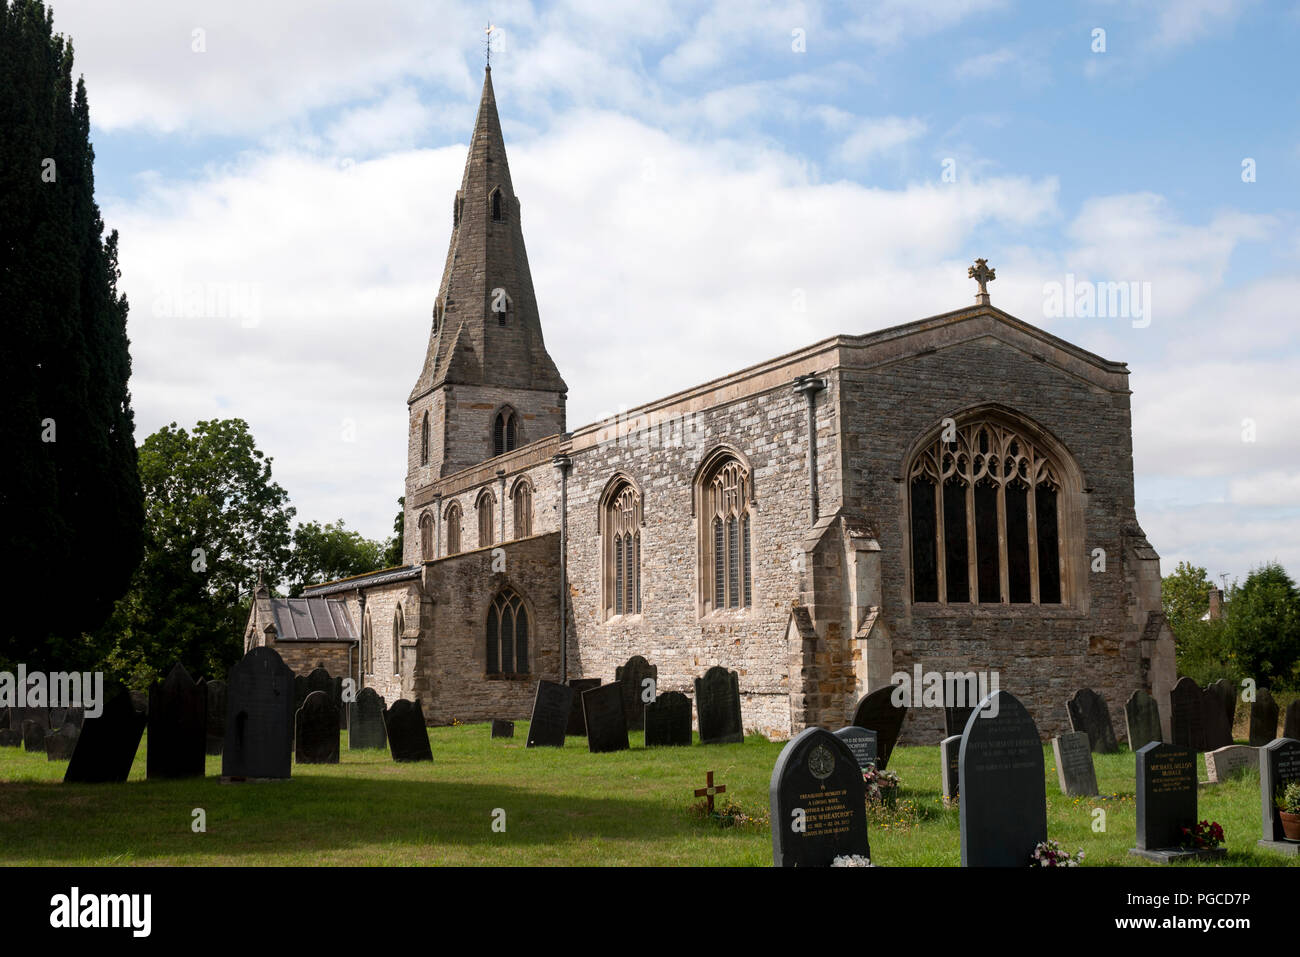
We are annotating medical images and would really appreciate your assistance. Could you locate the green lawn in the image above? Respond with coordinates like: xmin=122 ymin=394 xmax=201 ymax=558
xmin=0 ymin=726 xmax=1294 ymax=866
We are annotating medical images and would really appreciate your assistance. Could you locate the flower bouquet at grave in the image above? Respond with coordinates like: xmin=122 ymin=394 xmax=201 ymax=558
xmin=862 ymin=765 xmax=900 ymax=808
xmin=1179 ymin=820 xmax=1225 ymax=850
xmin=1276 ymin=782 xmax=1300 ymax=840
xmin=1031 ymin=840 xmax=1084 ymax=867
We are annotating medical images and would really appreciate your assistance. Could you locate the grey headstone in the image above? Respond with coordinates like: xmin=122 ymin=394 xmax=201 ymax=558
xmin=147 ymin=663 xmax=207 ymax=780
xmin=833 ymin=726 xmax=878 ymax=771
xmin=852 ymin=685 xmax=907 ymax=770
xmin=565 ymin=678 xmax=601 ymax=736
xmin=45 ymin=724 xmax=79 ymax=761
xmin=1169 ymin=677 xmax=1207 ymax=752
xmin=527 ymin=680 xmax=573 ymax=748
xmin=222 ymin=646 xmax=295 ymax=779
xmin=1204 ymin=678 xmax=1235 ymax=750
xmin=296 ymin=691 xmax=340 ymax=764
xmin=1260 ymin=737 xmax=1300 ymax=843
xmin=959 ymin=691 xmax=1047 ymax=867
xmin=491 ymin=719 xmax=514 ymax=739
xmin=1249 ymin=689 xmax=1279 ymax=747
xmin=1066 ymin=688 xmax=1118 ymax=754
xmin=769 ymin=727 xmax=870 ymax=867
xmin=1053 ymin=731 xmax=1099 ymax=796
xmin=348 ymin=688 xmax=388 ymax=750
xmin=1124 ymin=689 xmax=1163 ymax=750
xmin=940 ymin=734 xmax=960 ymax=801
xmin=22 ymin=719 xmax=46 ymax=753
xmin=615 ymin=655 xmax=657 ymax=732
xmin=582 ymin=683 xmax=630 ymax=753
xmin=644 ymin=691 xmax=692 ymax=747
xmin=1205 ymin=744 xmax=1259 ymax=783
xmin=206 ymin=680 xmax=227 ymax=755
xmin=1135 ymin=742 xmax=1198 ymax=850
xmin=65 ymin=684 xmax=147 ymax=783
xmin=384 ymin=698 xmax=432 ymax=762
xmin=694 ymin=666 xmax=743 ymax=745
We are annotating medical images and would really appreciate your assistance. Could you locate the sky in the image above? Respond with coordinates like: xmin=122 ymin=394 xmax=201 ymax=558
xmin=42 ymin=0 xmax=1300 ymax=587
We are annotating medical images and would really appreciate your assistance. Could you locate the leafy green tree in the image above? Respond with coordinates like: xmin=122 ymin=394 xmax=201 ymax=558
xmin=383 ymin=495 xmax=405 ymax=567
xmin=0 ymin=0 xmax=144 ymax=668
xmin=1223 ymin=563 xmax=1300 ymax=689
xmin=1161 ymin=561 xmax=1234 ymax=685
xmin=1161 ymin=561 xmax=1214 ymax=637
xmin=287 ymin=520 xmax=386 ymax=596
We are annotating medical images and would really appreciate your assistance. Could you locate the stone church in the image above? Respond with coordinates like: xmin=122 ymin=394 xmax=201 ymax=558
xmin=247 ymin=67 xmax=1176 ymax=742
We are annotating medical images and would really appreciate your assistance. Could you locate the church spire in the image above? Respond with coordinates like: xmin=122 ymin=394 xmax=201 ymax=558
xmin=409 ymin=67 xmax=566 ymax=402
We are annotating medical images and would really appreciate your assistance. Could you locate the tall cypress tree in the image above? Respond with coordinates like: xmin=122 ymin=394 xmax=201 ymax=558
xmin=0 ymin=0 xmax=144 ymax=668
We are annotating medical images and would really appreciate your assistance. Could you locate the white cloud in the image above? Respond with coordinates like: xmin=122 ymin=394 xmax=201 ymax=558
xmin=815 ymin=107 xmax=928 ymax=165
xmin=954 ymin=48 xmax=1016 ymax=79
xmin=1228 ymin=471 xmax=1300 ymax=506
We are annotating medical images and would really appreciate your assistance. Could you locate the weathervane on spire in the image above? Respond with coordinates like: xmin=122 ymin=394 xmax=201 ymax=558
xmin=484 ymin=22 xmax=496 ymax=69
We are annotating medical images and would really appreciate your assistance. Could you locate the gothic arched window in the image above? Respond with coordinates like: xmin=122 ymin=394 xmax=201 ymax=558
xmin=477 ymin=488 xmax=496 ymax=548
xmin=420 ymin=411 xmax=430 ymax=466
xmin=486 ymin=589 xmax=529 ymax=675
xmin=445 ymin=501 xmax=462 ymax=556
xmin=392 ymin=605 xmax=403 ymax=676
xmin=600 ymin=477 xmax=642 ymax=619
xmin=493 ymin=408 xmax=518 ymax=457
xmin=362 ymin=609 xmax=373 ymax=677
xmin=419 ymin=511 xmax=434 ymax=561
xmin=512 ymin=478 xmax=533 ymax=539
xmin=490 ymin=186 xmax=504 ymax=223
xmin=908 ymin=416 xmax=1069 ymax=606
xmin=696 ymin=452 xmax=752 ymax=613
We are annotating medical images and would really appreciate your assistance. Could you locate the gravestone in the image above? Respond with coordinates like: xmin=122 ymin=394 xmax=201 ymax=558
xmin=1203 ymin=678 xmax=1235 ymax=750
xmin=334 ymin=676 xmax=347 ymax=730
xmin=833 ymin=726 xmax=878 ymax=771
xmin=769 ymin=727 xmax=870 ymax=867
xmin=582 ymin=683 xmax=630 ymax=753
xmin=527 ymin=680 xmax=574 ymax=748
xmin=694 ymin=666 xmax=743 ymax=744
xmin=852 ymin=686 xmax=907 ymax=770
xmin=129 ymin=691 xmax=148 ymax=715
xmin=1205 ymin=744 xmax=1259 ymax=783
xmin=0 ymin=728 xmax=20 ymax=747
xmin=1052 ymin=731 xmax=1099 ymax=796
xmin=45 ymin=724 xmax=79 ymax=761
xmin=292 ymin=674 xmax=309 ymax=743
xmin=206 ymin=680 xmax=227 ymax=755
xmin=940 ymin=734 xmax=961 ymax=801
xmin=943 ymin=673 xmax=978 ymax=738
xmin=306 ymin=667 xmax=333 ymax=698
xmin=65 ymin=684 xmax=147 ymax=783
xmin=644 ymin=691 xmax=692 ymax=747
xmin=349 ymin=688 xmax=388 ymax=750
xmin=1259 ymin=737 xmax=1300 ymax=852
xmin=958 ymin=691 xmax=1047 ymax=867
xmin=22 ymin=719 xmax=46 ymax=753
xmin=222 ymin=646 xmax=295 ymax=780
xmin=384 ymin=699 xmax=433 ymax=762
xmin=1169 ymin=677 xmax=1207 ymax=752
xmin=1285 ymin=701 xmax=1300 ymax=742
xmin=296 ymin=691 xmax=340 ymax=764
xmin=565 ymin=678 xmax=601 ymax=736
xmin=1124 ymin=689 xmax=1163 ymax=750
xmin=1131 ymin=742 xmax=1215 ymax=862
xmin=1066 ymin=688 xmax=1118 ymax=754
xmin=16 ymin=707 xmax=49 ymax=737
xmin=615 ymin=655 xmax=658 ymax=732
xmin=147 ymin=663 xmax=207 ymax=780
xmin=0 ymin=708 xmax=6 ymax=729
xmin=491 ymin=719 xmax=514 ymax=739
xmin=57 ymin=707 xmax=84 ymax=732
xmin=1250 ymin=689 xmax=1279 ymax=747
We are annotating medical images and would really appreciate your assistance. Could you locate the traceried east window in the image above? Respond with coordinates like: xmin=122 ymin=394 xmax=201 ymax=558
xmin=486 ymin=589 xmax=529 ymax=675
xmin=601 ymin=479 xmax=642 ymax=619
xmin=909 ymin=418 xmax=1065 ymax=606
xmin=700 ymin=455 xmax=752 ymax=612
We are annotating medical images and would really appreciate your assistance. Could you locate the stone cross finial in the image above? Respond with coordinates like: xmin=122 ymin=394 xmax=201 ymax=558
xmin=968 ymin=258 xmax=996 ymax=304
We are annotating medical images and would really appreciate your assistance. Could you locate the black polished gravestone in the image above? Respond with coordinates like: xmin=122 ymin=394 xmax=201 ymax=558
xmin=295 ymin=691 xmax=340 ymax=764
xmin=565 ymin=678 xmax=601 ymax=737
xmin=694 ymin=667 xmax=744 ymax=744
xmin=940 ymin=734 xmax=961 ymax=801
xmin=45 ymin=724 xmax=79 ymax=761
xmin=22 ymin=719 xmax=46 ymax=753
xmin=65 ymin=684 xmax=147 ymax=783
xmin=852 ymin=686 xmax=907 ymax=770
xmin=147 ymin=663 xmax=207 ymax=780
xmin=349 ymin=688 xmax=388 ymax=750
xmin=1287 ymin=701 xmax=1300 ymax=741
xmin=1204 ymin=678 xmax=1236 ymax=751
xmin=1259 ymin=737 xmax=1300 ymax=855
xmin=527 ymin=680 xmax=574 ymax=748
xmin=582 ymin=683 xmax=630 ymax=754
xmin=1066 ymin=688 xmax=1119 ymax=754
xmin=222 ymin=646 xmax=295 ymax=780
xmin=205 ymin=680 xmax=227 ymax=755
xmin=770 ymin=727 xmax=870 ymax=867
xmin=1052 ymin=731 xmax=1099 ymax=797
xmin=833 ymin=726 xmax=878 ymax=771
xmin=1125 ymin=689 xmax=1163 ymax=750
xmin=491 ymin=719 xmax=514 ymax=739
xmin=958 ymin=691 xmax=1047 ymax=867
xmin=384 ymin=699 xmax=433 ymax=762
xmin=644 ymin=691 xmax=693 ymax=747
xmin=1130 ymin=742 xmax=1219 ymax=862
xmin=1250 ymin=689 xmax=1280 ymax=747
xmin=1169 ymin=677 xmax=1207 ymax=752
xmin=616 ymin=655 xmax=658 ymax=732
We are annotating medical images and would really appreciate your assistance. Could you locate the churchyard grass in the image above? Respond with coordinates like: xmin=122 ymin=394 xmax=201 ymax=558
xmin=0 ymin=725 xmax=1295 ymax=866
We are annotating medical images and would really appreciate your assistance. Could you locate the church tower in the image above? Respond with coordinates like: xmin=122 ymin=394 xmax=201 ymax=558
xmin=405 ymin=67 xmax=567 ymax=536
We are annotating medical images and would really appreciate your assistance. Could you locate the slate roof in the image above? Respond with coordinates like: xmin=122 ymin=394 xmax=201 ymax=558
xmin=300 ymin=565 xmax=422 ymax=598
xmin=268 ymin=598 xmax=357 ymax=641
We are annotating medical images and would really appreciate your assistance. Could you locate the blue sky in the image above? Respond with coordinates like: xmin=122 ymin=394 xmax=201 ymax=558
xmin=45 ymin=0 xmax=1300 ymax=585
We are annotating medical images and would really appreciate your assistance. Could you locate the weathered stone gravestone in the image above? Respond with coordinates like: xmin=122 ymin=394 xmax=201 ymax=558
xmin=565 ymin=678 xmax=601 ymax=736
xmin=348 ymin=688 xmax=388 ymax=750
xmin=1205 ymin=745 xmax=1259 ymax=784
xmin=1259 ymin=737 xmax=1300 ymax=855
xmin=1250 ymin=690 xmax=1279 ymax=747
xmin=206 ymin=680 xmax=227 ymax=755
xmin=644 ymin=691 xmax=692 ymax=747
xmin=1285 ymin=701 xmax=1300 ymax=742
xmin=1052 ymin=731 xmax=1099 ymax=796
xmin=384 ymin=699 xmax=432 ymax=762
xmin=491 ymin=719 xmax=514 ymax=739
xmin=147 ymin=663 xmax=207 ymax=780
xmin=1125 ymin=689 xmax=1163 ymax=750
xmin=616 ymin=655 xmax=658 ymax=732
xmin=958 ymin=691 xmax=1047 ymax=867
xmin=769 ymin=727 xmax=870 ymax=867
xmin=1130 ymin=742 xmax=1222 ymax=862
xmin=1169 ymin=677 xmax=1207 ymax=752
xmin=306 ymin=667 xmax=333 ymax=699
xmin=296 ymin=691 xmax=340 ymax=764
xmin=833 ymin=726 xmax=878 ymax=771
xmin=1066 ymin=688 xmax=1118 ymax=754
xmin=940 ymin=734 xmax=961 ymax=801
xmin=22 ymin=719 xmax=47 ymax=753
xmin=694 ymin=666 xmax=743 ymax=744
xmin=1203 ymin=678 xmax=1235 ymax=750
xmin=852 ymin=686 xmax=906 ymax=770
xmin=65 ymin=685 xmax=147 ymax=784
xmin=222 ymin=646 xmax=295 ymax=780
xmin=527 ymin=680 xmax=574 ymax=748
xmin=582 ymin=683 xmax=630 ymax=754
xmin=45 ymin=724 xmax=79 ymax=761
